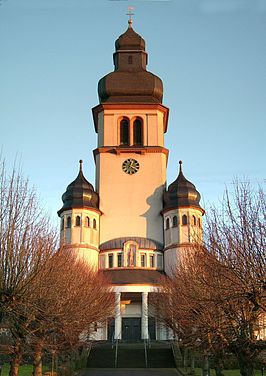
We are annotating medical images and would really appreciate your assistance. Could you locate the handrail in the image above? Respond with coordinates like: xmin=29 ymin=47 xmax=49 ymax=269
xmin=114 ymin=333 xmax=120 ymax=368
xmin=144 ymin=330 xmax=151 ymax=368
xmin=144 ymin=339 xmax=148 ymax=368
xmin=111 ymin=332 xmax=115 ymax=349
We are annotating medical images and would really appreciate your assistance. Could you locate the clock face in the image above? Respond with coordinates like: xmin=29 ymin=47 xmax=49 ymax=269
xmin=122 ymin=158 xmax=140 ymax=175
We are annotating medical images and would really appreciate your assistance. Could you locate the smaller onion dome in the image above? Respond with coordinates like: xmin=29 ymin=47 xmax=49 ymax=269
xmin=57 ymin=160 xmax=99 ymax=216
xmin=115 ymin=22 xmax=145 ymax=51
xmin=164 ymin=161 xmax=202 ymax=210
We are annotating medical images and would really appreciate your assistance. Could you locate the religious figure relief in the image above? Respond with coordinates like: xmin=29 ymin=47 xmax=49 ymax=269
xmin=127 ymin=245 xmax=136 ymax=267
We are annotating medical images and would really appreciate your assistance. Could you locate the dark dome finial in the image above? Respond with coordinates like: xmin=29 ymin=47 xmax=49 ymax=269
xmin=79 ymin=159 xmax=83 ymax=172
xmin=179 ymin=160 xmax=183 ymax=173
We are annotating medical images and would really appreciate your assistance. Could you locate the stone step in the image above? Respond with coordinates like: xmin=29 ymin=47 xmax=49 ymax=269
xmin=87 ymin=342 xmax=176 ymax=369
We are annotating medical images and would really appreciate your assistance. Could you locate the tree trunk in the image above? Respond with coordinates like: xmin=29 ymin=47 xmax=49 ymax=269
xmin=214 ymin=366 xmax=224 ymax=376
xmin=32 ymin=341 xmax=43 ymax=376
xmin=9 ymin=343 xmax=22 ymax=376
xmin=214 ymin=356 xmax=224 ymax=376
xmin=202 ymin=355 xmax=210 ymax=376
xmin=183 ymin=347 xmax=188 ymax=370
xmin=238 ymin=356 xmax=255 ymax=376
xmin=190 ymin=350 xmax=195 ymax=375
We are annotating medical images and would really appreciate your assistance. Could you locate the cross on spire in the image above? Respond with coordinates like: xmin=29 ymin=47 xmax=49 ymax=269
xmin=126 ymin=6 xmax=134 ymax=28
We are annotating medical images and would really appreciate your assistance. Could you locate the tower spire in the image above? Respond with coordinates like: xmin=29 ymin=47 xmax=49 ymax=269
xmin=79 ymin=159 xmax=83 ymax=172
xmin=179 ymin=160 xmax=183 ymax=173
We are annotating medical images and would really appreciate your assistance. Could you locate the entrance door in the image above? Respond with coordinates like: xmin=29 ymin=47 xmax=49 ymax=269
xmin=122 ymin=318 xmax=141 ymax=341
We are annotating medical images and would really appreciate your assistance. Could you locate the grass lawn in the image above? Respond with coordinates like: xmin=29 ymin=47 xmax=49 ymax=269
xmin=179 ymin=367 xmax=262 ymax=376
xmin=1 ymin=363 xmax=50 ymax=376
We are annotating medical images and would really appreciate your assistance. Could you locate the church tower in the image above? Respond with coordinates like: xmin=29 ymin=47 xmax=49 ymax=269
xmin=92 ymin=19 xmax=169 ymax=245
xmin=58 ymin=20 xmax=204 ymax=342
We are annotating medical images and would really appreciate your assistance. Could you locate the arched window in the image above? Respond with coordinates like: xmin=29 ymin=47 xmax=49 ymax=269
xmin=166 ymin=218 xmax=170 ymax=229
xmin=61 ymin=218 xmax=64 ymax=230
xmin=192 ymin=215 xmax=196 ymax=226
xmin=86 ymin=216 xmax=90 ymax=227
xmin=198 ymin=218 xmax=201 ymax=227
xmin=182 ymin=215 xmax=187 ymax=225
xmin=120 ymin=118 xmax=129 ymax=146
xmin=128 ymin=55 xmax=133 ymax=64
xmin=173 ymin=215 xmax=178 ymax=227
xmin=133 ymin=118 xmax=143 ymax=146
xmin=75 ymin=216 xmax=81 ymax=226
xmin=66 ymin=216 xmax=71 ymax=228
xmin=93 ymin=218 xmax=97 ymax=229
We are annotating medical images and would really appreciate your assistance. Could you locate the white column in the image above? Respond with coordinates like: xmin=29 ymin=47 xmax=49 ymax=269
xmin=142 ymin=292 xmax=149 ymax=339
xmin=114 ymin=292 xmax=121 ymax=339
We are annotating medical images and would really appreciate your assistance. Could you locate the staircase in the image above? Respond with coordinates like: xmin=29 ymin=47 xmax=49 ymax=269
xmin=87 ymin=341 xmax=176 ymax=369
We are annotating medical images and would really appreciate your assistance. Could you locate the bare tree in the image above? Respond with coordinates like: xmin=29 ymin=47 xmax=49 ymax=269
xmin=27 ymin=252 xmax=114 ymax=376
xmin=0 ymin=159 xmax=58 ymax=376
xmin=0 ymin=159 xmax=114 ymax=376
xmin=153 ymin=180 xmax=266 ymax=376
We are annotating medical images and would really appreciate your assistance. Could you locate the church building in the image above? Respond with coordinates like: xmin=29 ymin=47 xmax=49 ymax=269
xmin=58 ymin=19 xmax=204 ymax=342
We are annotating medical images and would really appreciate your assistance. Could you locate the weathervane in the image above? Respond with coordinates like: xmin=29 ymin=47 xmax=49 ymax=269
xmin=126 ymin=6 xmax=134 ymax=27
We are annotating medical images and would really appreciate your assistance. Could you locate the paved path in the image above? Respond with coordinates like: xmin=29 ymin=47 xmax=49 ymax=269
xmin=79 ymin=368 xmax=182 ymax=376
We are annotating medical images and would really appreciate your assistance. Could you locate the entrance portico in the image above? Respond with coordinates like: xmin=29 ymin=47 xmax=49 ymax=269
xmin=112 ymin=288 xmax=155 ymax=341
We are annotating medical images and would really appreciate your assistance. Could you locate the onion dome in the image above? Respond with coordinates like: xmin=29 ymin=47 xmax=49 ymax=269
xmin=115 ymin=22 xmax=145 ymax=51
xmin=57 ymin=160 xmax=99 ymax=216
xmin=98 ymin=20 xmax=163 ymax=104
xmin=164 ymin=161 xmax=202 ymax=210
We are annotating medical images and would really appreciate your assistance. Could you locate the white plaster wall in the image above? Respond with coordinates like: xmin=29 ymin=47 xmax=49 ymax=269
xmin=76 ymin=248 xmax=99 ymax=270
xmin=122 ymin=302 xmax=141 ymax=317
xmin=97 ymin=151 xmax=166 ymax=244
xmin=164 ymin=248 xmax=179 ymax=276
xmin=163 ymin=207 xmax=203 ymax=247
xmin=60 ymin=209 xmax=100 ymax=246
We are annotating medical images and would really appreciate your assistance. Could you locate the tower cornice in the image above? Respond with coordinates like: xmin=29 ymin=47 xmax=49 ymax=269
xmin=93 ymin=146 xmax=169 ymax=162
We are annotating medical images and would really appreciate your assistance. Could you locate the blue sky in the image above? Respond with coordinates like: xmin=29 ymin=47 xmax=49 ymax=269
xmin=0 ymin=0 xmax=265 ymax=226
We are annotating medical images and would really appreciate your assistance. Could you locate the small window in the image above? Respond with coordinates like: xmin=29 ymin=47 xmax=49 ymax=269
xmin=149 ymin=255 xmax=154 ymax=268
xmin=198 ymin=218 xmax=201 ymax=227
xmin=108 ymin=254 xmax=113 ymax=268
xmin=86 ymin=216 xmax=90 ymax=227
xmin=75 ymin=216 xmax=81 ymax=226
xmin=61 ymin=218 xmax=64 ymax=230
xmin=192 ymin=215 xmax=196 ymax=226
xmin=173 ymin=215 xmax=178 ymax=227
xmin=66 ymin=216 xmax=71 ymax=228
xmin=133 ymin=118 xmax=143 ymax=146
xmin=93 ymin=219 xmax=97 ymax=229
xmin=120 ymin=118 xmax=129 ymax=146
xmin=182 ymin=215 xmax=187 ymax=225
xmin=141 ymin=254 xmax=146 ymax=267
xmin=117 ymin=253 xmax=122 ymax=267
xmin=128 ymin=55 xmax=133 ymax=64
xmin=94 ymin=322 xmax=98 ymax=332
xmin=166 ymin=218 xmax=170 ymax=229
